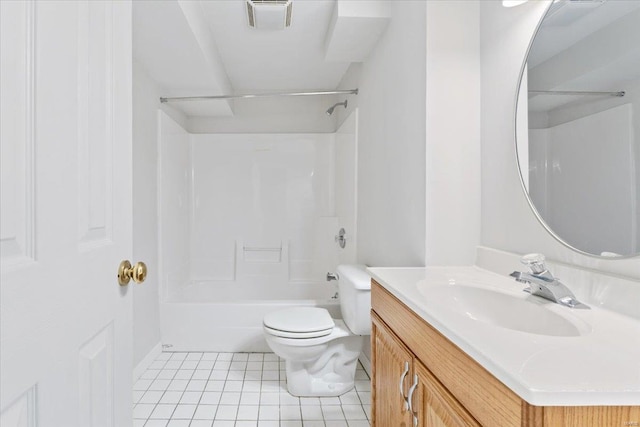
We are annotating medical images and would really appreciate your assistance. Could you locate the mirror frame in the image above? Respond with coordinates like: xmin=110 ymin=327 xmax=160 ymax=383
xmin=513 ymin=1 xmax=639 ymax=260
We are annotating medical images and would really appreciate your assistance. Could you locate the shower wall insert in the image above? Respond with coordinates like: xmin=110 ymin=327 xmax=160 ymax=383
xmin=157 ymin=110 xmax=359 ymax=352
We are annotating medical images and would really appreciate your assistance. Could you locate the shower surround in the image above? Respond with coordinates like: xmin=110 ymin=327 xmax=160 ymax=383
xmin=157 ymin=112 xmax=357 ymax=351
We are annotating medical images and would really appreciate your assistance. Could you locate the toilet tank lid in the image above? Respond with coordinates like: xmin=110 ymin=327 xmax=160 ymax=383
xmin=263 ymin=307 xmax=335 ymax=333
xmin=336 ymin=264 xmax=371 ymax=290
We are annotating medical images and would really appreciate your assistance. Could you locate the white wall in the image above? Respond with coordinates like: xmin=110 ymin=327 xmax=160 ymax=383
xmin=158 ymin=112 xmax=191 ymax=297
xmin=336 ymin=1 xmax=481 ymax=268
xmin=424 ymin=1 xmax=481 ymax=266
xmin=132 ymin=63 xmax=188 ymax=367
xmin=336 ymin=1 xmax=427 ymax=267
xmin=479 ymin=1 xmax=639 ymax=279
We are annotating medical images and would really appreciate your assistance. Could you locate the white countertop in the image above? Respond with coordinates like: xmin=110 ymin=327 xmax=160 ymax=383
xmin=367 ymin=266 xmax=640 ymax=406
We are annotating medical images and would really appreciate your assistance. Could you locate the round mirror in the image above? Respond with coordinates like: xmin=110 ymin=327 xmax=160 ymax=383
xmin=516 ymin=0 xmax=640 ymax=258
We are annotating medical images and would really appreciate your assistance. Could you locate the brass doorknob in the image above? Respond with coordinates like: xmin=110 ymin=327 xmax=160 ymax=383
xmin=118 ymin=260 xmax=147 ymax=286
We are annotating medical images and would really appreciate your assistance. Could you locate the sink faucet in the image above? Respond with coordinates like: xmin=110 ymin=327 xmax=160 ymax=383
xmin=510 ymin=254 xmax=588 ymax=309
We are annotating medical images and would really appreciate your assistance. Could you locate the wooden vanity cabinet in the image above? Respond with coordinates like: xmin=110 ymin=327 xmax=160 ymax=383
xmin=371 ymin=280 xmax=640 ymax=427
xmin=372 ymin=312 xmax=480 ymax=427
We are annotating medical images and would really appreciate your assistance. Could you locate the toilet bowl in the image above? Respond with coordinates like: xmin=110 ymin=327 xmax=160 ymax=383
xmin=263 ymin=264 xmax=371 ymax=397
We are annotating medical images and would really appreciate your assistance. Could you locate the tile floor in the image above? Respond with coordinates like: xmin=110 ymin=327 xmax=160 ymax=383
xmin=133 ymin=352 xmax=371 ymax=427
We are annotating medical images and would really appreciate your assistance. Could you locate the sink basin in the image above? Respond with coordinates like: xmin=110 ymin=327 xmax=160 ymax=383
xmin=418 ymin=284 xmax=591 ymax=337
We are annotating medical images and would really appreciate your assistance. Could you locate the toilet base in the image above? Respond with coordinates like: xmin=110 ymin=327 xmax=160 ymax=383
xmin=284 ymin=335 xmax=363 ymax=397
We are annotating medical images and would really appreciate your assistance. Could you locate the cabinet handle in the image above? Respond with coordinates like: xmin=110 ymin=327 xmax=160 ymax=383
xmin=407 ymin=374 xmax=419 ymax=427
xmin=399 ymin=361 xmax=410 ymax=409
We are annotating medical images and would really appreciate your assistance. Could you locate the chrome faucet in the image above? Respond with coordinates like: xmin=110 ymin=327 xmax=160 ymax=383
xmin=510 ymin=254 xmax=588 ymax=309
xmin=326 ymin=272 xmax=339 ymax=282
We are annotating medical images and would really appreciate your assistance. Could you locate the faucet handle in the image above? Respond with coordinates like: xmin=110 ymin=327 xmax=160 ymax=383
xmin=521 ymin=253 xmax=547 ymax=274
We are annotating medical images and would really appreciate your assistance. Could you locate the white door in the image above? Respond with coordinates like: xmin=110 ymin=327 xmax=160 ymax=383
xmin=1 ymin=1 xmax=134 ymax=426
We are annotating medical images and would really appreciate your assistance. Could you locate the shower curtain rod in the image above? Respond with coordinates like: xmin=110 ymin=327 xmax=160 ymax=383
xmin=529 ymin=90 xmax=625 ymax=97
xmin=160 ymin=88 xmax=359 ymax=103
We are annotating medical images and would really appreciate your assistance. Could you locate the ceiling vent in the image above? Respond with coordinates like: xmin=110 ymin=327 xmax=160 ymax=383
xmin=246 ymin=0 xmax=293 ymax=30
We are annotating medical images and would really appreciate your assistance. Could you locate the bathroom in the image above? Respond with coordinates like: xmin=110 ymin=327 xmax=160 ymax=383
xmin=0 ymin=0 xmax=638 ymax=426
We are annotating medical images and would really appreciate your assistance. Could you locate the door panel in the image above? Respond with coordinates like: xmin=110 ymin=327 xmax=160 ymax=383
xmin=372 ymin=313 xmax=414 ymax=427
xmin=0 ymin=387 xmax=36 ymax=427
xmin=79 ymin=324 xmax=114 ymax=427
xmin=0 ymin=0 xmax=36 ymax=267
xmin=0 ymin=1 xmax=133 ymax=426
xmin=414 ymin=361 xmax=480 ymax=427
xmin=77 ymin=0 xmax=114 ymax=249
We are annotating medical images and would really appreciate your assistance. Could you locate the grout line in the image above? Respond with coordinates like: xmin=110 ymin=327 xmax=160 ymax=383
xmin=136 ymin=351 xmax=370 ymax=426
xmin=159 ymin=354 xmax=184 ymax=423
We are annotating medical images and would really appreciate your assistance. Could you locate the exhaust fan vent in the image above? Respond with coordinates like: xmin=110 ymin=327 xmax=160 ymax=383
xmin=247 ymin=2 xmax=255 ymax=27
xmin=246 ymin=0 xmax=293 ymax=30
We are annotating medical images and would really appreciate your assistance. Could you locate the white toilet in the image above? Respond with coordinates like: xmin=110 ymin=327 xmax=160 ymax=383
xmin=262 ymin=264 xmax=371 ymax=397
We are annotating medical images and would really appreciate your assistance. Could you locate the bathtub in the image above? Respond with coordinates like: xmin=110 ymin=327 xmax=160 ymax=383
xmin=160 ymin=281 xmax=341 ymax=352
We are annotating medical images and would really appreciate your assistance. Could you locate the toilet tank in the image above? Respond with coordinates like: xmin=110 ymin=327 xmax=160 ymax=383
xmin=337 ymin=264 xmax=371 ymax=335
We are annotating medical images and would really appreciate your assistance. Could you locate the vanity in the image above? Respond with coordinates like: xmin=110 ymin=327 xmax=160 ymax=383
xmin=368 ymin=266 xmax=640 ymax=427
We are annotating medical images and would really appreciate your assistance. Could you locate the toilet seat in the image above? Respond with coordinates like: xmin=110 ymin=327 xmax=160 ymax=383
xmin=264 ymin=319 xmax=352 ymax=348
xmin=263 ymin=307 xmax=335 ymax=339
xmin=263 ymin=325 xmax=333 ymax=339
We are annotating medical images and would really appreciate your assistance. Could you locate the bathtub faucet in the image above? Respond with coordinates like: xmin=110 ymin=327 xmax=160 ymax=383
xmin=326 ymin=272 xmax=339 ymax=281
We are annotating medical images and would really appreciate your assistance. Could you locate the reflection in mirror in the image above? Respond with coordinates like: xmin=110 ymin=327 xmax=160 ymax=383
xmin=517 ymin=0 xmax=640 ymax=258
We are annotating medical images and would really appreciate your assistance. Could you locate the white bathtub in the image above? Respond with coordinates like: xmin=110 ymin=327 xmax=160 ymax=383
xmin=160 ymin=281 xmax=342 ymax=352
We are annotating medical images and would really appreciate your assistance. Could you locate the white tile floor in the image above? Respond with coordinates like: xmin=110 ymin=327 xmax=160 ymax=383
xmin=133 ymin=352 xmax=372 ymax=427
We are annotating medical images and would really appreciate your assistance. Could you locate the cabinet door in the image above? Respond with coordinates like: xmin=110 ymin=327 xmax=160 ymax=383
xmin=372 ymin=312 xmax=414 ymax=427
xmin=412 ymin=360 xmax=481 ymax=427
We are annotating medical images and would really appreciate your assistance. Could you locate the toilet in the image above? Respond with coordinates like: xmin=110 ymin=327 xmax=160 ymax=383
xmin=262 ymin=264 xmax=371 ymax=397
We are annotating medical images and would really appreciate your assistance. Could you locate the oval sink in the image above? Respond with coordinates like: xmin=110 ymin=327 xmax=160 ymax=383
xmin=418 ymin=284 xmax=591 ymax=337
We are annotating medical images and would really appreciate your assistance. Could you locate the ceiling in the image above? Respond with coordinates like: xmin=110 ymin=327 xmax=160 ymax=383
xmin=198 ymin=0 xmax=351 ymax=92
xmin=133 ymin=0 xmax=390 ymax=117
